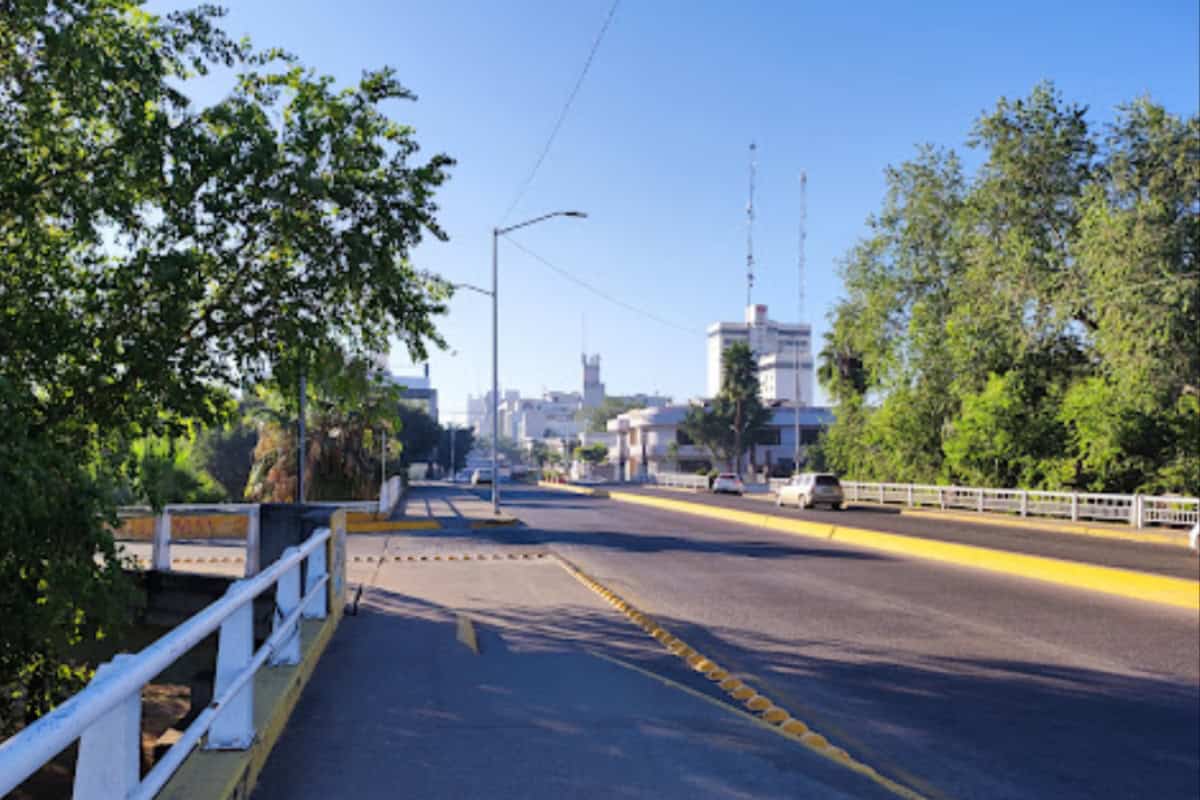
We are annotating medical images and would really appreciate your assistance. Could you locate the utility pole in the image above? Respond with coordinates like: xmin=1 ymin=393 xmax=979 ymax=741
xmin=794 ymin=170 xmax=806 ymax=474
xmin=448 ymin=422 xmax=455 ymax=481
xmin=297 ymin=371 xmax=306 ymax=502
xmin=746 ymin=142 xmax=757 ymax=308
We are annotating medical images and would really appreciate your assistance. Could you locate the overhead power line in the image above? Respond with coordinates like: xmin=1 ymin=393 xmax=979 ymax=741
xmin=505 ymin=237 xmax=702 ymax=336
xmin=499 ymin=0 xmax=621 ymax=223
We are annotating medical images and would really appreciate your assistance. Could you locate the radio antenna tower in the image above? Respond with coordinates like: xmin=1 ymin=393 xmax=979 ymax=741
xmin=746 ymin=142 xmax=757 ymax=308
xmin=798 ymin=170 xmax=807 ymax=321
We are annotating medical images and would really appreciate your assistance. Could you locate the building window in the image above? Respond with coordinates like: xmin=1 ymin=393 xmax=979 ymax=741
xmin=801 ymin=428 xmax=821 ymax=445
xmin=760 ymin=428 xmax=782 ymax=446
xmin=676 ymin=429 xmax=693 ymax=445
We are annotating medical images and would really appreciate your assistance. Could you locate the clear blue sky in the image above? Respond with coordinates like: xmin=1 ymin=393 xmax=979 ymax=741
xmin=151 ymin=0 xmax=1199 ymax=422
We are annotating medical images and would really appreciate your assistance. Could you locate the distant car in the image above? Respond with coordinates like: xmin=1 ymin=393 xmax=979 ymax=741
xmin=776 ymin=473 xmax=844 ymax=510
xmin=470 ymin=468 xmax=493 ymax=485
xmin=454 ymin=469 xmax=472 ymax=483
xmin=711 ymin=473 xmax=744 ymax=495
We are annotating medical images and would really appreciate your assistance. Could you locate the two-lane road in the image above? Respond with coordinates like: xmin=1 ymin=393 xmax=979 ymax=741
xmin=485 ymin=485 xmax=1199 ymax=799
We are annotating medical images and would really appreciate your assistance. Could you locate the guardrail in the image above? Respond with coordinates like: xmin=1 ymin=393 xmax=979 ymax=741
xmin=836 ymin=482 xmax=1198 ymax=529
xmin=119 ymin=499 xmax=378 ymax=577
xmin=0 ymin=524 xmax=334 ymax=799
xmin=651 ymin=472 xmax=709 ymax=491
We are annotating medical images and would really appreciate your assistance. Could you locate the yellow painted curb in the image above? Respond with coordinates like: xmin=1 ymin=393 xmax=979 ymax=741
xmin=347 ymin=519 xmax=441 ymax=532
xmin=537 ymin=480 xmax=610 ymax=498
xmin=552 ymin=554 xmax=927 ymax=800
xmin=608 ymin=491 xmax=1200 ymax=611
xmin=896 ymin=507 xmax=1189 ymax=548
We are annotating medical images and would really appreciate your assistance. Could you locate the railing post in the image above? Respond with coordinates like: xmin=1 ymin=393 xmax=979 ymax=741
xmin=206 ymin=583 xmax=254 ymax=749
xmin=938 ymin=487 xmax=945 ymax=510
xmin=270 ymin=547 xmax=302 ymax=666
xmin=977 ymin=489 xmax=984 ymax=513
xmin=73 ymin=655 xmax=140 ymax=800
xmin=152 ymin=510 xmax=172 ymax=571
xmin=244 ymin=506 xmax=261 ymax=578
xmin=1131 ymin=494 xmax=1142 ymax=529
xmin=878 ymin=484 xmax=884 ymax=504
xmin=1020 ymin=491 xmax=1028 ymax=517
xmin=1070 ymin=493 xmax=1079 ymax=521
xmin=303 ymin=543 xmax=328 ymax=620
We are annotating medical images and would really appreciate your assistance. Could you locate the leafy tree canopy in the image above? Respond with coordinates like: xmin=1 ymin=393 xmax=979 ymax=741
xmin=818 ymin=83 xmax=1198 ymax=494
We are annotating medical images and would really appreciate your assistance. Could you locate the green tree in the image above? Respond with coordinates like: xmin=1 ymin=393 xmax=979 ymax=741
xmin=818 ymin=83 xmax=1198 ymax=494
xmin=573 ymin=442 xmax=609 ymax=466
xmin=681 ymin=343 xmax=771 ymax=474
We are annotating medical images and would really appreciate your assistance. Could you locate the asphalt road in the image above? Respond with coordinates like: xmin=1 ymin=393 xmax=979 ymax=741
xmin=483 ymin=485 xmax=1200 ymax=800
xmin=614 ymin=484 xmax=1200 ymax=580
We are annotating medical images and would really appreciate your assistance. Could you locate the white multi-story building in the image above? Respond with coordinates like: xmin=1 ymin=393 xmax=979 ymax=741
xmin=606 ymin=403 xmax=834 ymax=481
xmin=706 ymin=304 xmax=813 ymax=405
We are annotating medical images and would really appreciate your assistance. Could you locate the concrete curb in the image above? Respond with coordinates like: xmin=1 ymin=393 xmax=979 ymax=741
xmin=156 ymin=613 xmax=342 ymax=799
xmin=537 ymin=480 xmax=609 ymax=498
xmin=600 ymin=490 xmax=1200 ymax=612
xmin=553 ymin=555 xmax=926 ymax=800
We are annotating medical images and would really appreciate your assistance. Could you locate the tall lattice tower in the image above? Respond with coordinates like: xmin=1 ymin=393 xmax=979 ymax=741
xmin=745 ymin=142 xmax=757 ymax=308
xmin=798 ymin=170 xmax=807 ymax=322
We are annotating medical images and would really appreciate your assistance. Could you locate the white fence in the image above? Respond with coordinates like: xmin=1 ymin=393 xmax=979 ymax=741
xmin=838 ymin=481 xmax=1198 ymax=529
xmin=0 ymin=525 xmax=335 ymax=799
xmin=651 ymin=472 xmax=710 ymax=491
xmin=119 ymin=498 xmax=378 ymax=578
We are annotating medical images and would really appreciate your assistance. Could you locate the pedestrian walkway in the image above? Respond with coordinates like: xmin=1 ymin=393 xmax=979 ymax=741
xmin=390 ymin=482 xmax=519 ymax=529
xmin=250 ymin=529 xmax=899 ymax=800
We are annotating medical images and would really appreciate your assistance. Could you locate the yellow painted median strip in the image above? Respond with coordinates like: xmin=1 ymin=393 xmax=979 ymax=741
xmin=554 ymin=555 xmax=926 ymax=800
xmin=605 ymin=491 xmax=1199 ymax=611
xmin=896 ymin=507 xmax=1188 ymax=548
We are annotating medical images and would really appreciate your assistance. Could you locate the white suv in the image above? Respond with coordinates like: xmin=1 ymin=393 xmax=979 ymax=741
xmin=776 ymin=473 xmax=844 ymax=510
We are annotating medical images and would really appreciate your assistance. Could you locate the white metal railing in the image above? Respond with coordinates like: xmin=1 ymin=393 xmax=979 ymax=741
xmin=835 ymin=481 xmax=1198 ymax=530
xmin=119 ymin=498 xmax=377 ymax=578
xmin=0 ymin=526 xmax=333 ymax=799
xmin=649 ymin=472 xmax=709 ymax=491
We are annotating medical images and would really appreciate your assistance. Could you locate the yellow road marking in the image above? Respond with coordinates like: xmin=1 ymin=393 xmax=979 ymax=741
xmin=605 ymin=491 xmax=1200 ymax=611
xmin=559 ymin=559 xmax=928 ymax=800
xmin=456 ymin=614 xmax=480 ymax=655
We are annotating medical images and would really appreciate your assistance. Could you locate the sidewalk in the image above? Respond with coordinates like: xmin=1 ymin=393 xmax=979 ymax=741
xmin=250 ymin=530 xmax=900 ymax=800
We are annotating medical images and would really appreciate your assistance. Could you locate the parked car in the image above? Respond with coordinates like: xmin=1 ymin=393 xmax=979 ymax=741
xmin=776 ymin=472 xmax=844 ymax=510
xmin=470 ymin=468 xmax=493 ymax=485
xmin=711 ymin=473 xmax=745 ymax=495
xmin=454 ymin=468 xmax=472 ymax=483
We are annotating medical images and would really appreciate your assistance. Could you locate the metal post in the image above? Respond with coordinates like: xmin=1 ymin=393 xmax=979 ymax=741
xmin=152 ymin=511 xmax=171 ymax=571
xmin=297 ymin=371 xmax=307 ymax=503
xmin=1071 ymin=493 xmax=1079 ymax=521
xmin=207 ymin=584 xmax=254 ymax=749
xmin=492 ymin=227 xmax=500 ymax=515
xmin=793 ymin=341 xmax=801 ymax=474
xmin=244 ymin=506 xmax=261 ymax=578
xmin=303 ymin=545 xmax=328 ymax=619
xmin=1020 ymin=490 xmax=1028 ymax=517
xmin=270 ymin=549 xmax=302 ymax=666
xmin=449 ymin=422 xmax=455 ymax=481
xmin=73 ymin=655 xmax=140 ymax=800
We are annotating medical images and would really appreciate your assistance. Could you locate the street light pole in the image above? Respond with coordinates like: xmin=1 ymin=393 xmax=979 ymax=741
xmin=487 ymin=209 xmax=587 ymax=516
xmin=491 ymin=227 xmax=500 ymax=514
xmin=793 ymin=340 xmax=801 ymax=474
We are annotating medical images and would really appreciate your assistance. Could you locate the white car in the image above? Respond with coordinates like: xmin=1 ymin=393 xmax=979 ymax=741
xmin=470 ymin=468 xmax=493 ymax=485
xmin=711 ymin=473 xmax=745 ymax=495
xmin=777 ymin=473 xmax=844 ymax=510
xmin=454 ymin=469 xmax=472 ymax=483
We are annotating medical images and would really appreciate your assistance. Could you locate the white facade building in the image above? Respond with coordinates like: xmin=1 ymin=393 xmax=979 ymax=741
xmin=706 ymin=304 xmax=813 ymax=405
xmin=607 ymin=403 xmax=834 ymax=481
